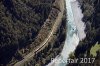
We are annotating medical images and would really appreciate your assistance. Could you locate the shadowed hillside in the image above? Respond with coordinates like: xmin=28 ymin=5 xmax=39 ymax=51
xmin=68 ymin=0 xmax=100 ymax=66
xmin=0 ymin=0 xmax=55 ymax=65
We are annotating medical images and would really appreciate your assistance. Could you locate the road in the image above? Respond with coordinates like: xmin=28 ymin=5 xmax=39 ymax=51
xmin=47 ymin=0 xmax=86 ymax=66
xmin=14 ymin=0 xmax=64 ymax=66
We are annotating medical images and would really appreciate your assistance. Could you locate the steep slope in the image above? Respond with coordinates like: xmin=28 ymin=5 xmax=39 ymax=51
xmin=0 ymin=0 xmax=55 ymax=65
xmin=68 ymin=0 xmax=100 ymax=66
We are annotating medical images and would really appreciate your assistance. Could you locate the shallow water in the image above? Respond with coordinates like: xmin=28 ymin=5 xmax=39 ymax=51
xmin=47 ymin=0 xmax=86 ymax=66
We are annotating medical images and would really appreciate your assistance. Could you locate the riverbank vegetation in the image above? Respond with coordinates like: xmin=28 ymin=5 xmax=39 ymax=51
xmin=17 ymin=11 xmax=66 ymax=66
xmin=68 ymin=0 xmax=100 ymax=66
xmin=0 ymin=0 xmax=66 ymax=65
xmin=0 ymin=0 xmax=57 ymax=65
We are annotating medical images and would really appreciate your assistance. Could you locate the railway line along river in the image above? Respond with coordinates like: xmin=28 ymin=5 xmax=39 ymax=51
xmin=47 ymin=0 xmax=86 ymax=66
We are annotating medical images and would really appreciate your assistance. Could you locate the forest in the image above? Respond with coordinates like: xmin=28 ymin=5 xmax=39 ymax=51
xmin=0 ymin=0 xmax=56 ymax=65
xmin=68 ymin=0 xmax=100 ymax=66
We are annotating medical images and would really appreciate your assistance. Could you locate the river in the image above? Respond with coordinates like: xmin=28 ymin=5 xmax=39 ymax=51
xmin=47 ymin=0 xmax=86 ymax=66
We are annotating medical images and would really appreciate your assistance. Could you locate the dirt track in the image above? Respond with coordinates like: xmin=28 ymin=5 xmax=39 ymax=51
xmin=14 ymin=0 xmax=65 ymax=66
